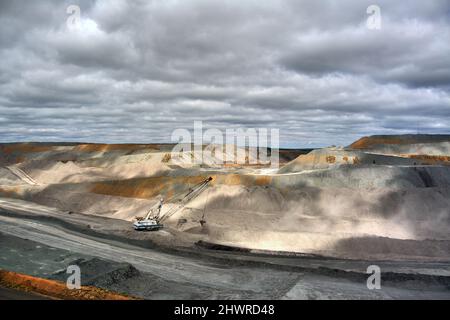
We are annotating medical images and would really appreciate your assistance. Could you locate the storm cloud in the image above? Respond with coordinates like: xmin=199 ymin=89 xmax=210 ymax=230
xmin=0 ymin=0 xmax=449 ymax=147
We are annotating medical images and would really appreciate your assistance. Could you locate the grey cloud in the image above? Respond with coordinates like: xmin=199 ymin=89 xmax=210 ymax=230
xmin=280 ymin=2 xmax=450 ymax=88
xmin=0 ymin=0 xmax=449 ymax=147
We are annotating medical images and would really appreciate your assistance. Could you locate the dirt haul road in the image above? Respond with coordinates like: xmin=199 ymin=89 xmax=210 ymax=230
xmin=0 ymin=198 xmax=449 ymax=299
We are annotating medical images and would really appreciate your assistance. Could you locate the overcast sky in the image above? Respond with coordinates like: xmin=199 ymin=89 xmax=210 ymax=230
xmin=0 ymin=0 xmax=449 ymax=147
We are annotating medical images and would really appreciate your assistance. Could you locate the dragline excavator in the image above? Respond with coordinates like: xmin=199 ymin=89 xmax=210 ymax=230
xmin=133 ymin=177 xmax=213 ymax=231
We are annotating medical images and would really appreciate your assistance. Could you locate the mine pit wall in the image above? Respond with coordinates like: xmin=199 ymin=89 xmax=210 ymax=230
xmin=41 ymin=167 xmax=448 ymax=236
xmin=349 ymin=141 xmax=450 ymax=158
xmin=2 ymin=181 xmax=449 ymax=260
xmin=86 ymin=168 xmax=449 ymax=257
xmin=278 ymin=149 xmax=433 ymax=173
xmin=1 ymin=159 xmax=450 ymax=259
xmin=3 ymin=165 xmax=449 ymax=227
xmin=0 ymin=143 xmax=170 ymax=166
xmin=349 ymin=135 xmax=450 ymax=149
xmin=2 ymin=141 xmax=449 ymax=260
xmin=87 ymin=165 xmax=450 ymax=197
